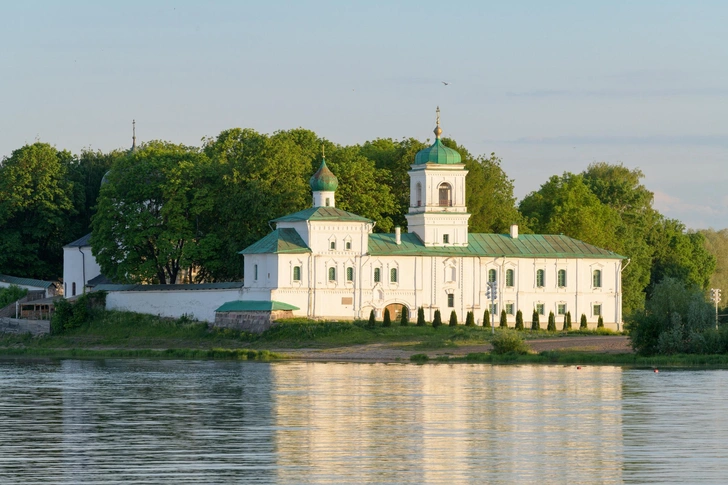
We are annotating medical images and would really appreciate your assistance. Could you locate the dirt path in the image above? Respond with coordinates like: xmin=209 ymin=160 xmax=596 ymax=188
xmin=275 ymin=336 xmax=633 ymax=362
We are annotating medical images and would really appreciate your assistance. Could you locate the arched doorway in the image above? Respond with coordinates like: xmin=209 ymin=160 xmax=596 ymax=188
xmin=384 ymin=303 xmax=408 ymax=321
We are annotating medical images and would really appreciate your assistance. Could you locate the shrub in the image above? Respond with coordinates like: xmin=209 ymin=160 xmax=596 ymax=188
xmin=483 ymin=309 xmax=490 ymax=328
xmin=490 ymin=330 xmax=530 ymax=355
xmin=500 ymin=310 xmax=508 ymax=328
xmin=547 ymin=311 xmax=556 ymax=331
xmin=597 ymin=315 xmax=604 ymax=328
xmin=465 ymin=311 xmax=475 ymax=327
xmin=515 ymin=310 xmax=524 ymax=330
xmin=449 ymin=310 xmax=458 ymax=327
xmin=383 ymin=308 xmax=391 ymax=327
xmin=563 ymin=311 xmax=572 ymax=331
xmin=400 ymin=308 xmax=409 ymax=326
xmin=368 ymin=310 xmax=376 ymax=328
xmin=432 ymin=310 xmax=442 ymax=328
xmin=0 ymin=285 xmax=28 ymax=308
xmin=417 ymin=307 xmax=426 ymax=326
xmin=580 ymin=314 xmax=588 ymax=330
xmin=531 ymin=310 xmax=540 ymax=331
xmin=51 ymin=293 xmax=93 ymax=334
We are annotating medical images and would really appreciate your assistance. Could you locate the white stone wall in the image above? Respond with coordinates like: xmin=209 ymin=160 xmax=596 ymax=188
xmin=105 ymin=287 xmax=244 ymax=322
xmin=62 ymin=245 xmax=101 ymax=298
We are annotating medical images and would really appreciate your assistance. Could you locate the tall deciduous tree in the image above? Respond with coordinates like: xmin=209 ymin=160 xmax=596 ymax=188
xmin=92 ymin=141 xmax=216 ymax=284
xmin=0 ymin=143 xmax=75 ymax=279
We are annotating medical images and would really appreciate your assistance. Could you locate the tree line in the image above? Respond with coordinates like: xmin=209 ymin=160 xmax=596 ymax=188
xmin=0 ymin=127 xmax=721 ymax=316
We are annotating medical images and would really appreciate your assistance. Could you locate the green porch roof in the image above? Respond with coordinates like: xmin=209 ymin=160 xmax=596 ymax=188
xmin=368 ymin=233 xmax=625 ymax=259
xmin=216 ymin=300 xmax=299 ymax=312
xmin=240 ymin=228 xmax=311 ymax=255
xmin=271 ymin=206 xmax=372 ymax=224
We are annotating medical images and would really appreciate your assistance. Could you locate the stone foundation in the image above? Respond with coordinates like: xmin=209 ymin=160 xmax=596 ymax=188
xmin=0 ymin=318 xmax=50 ymax=336
xmin=213 ymin=310 xmax=295 ymax=334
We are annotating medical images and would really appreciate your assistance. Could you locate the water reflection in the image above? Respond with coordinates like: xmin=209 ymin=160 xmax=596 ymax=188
xmin=0 ymin=359 xmax=726 ymax=483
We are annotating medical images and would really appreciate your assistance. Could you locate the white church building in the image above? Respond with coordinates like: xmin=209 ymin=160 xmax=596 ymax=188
xmin=238 ymin=112 xmax=627 ymax=328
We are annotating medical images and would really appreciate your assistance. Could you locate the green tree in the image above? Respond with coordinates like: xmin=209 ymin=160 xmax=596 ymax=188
xmin=400 ymin=307 xmax=409 ymax=326
xmin=368 ymin=309 xmax=376 ymax=328
xmin=700 ymin=228 xmax=728 ymax=301
xmin=531 ymin=310 xmax=540 ymax=331
xmin=465 ymin=311 xmax=475 ymax=326
xmin=597 ymin=315 xmax=604 ymax=328
xmin=449 ymin=310 xmax=458 ymax=327
xmin=515 ymin=310 xmax=524 ymax=330
xmin=92 ymin=141 xmax=217 ymax=284
xmin=563 ymin=311 xmax=572 ymax=331
xmin=382 ymin=308 xmax=391 ymax=327
xmin=547 ymin=311 xmax=556 ymax=331
xmin=0 ymin=143 xmax=76 ymax=279
xmin=483 ymin=309 xmax=490 ymax=328
xmin=417 ymin=307 xmax=426 ymax=326
xmin=0 ymin=285 xmax=28 ymax=308
xmin=432 ymin=310 xmax=442 ymax=328
xmin=580 ymin=314 xmax=588 ymax=330
xmin=500 ymin=309 xmax=508 ymax=328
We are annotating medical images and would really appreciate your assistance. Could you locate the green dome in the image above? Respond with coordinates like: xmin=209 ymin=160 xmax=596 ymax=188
xmin=414 ymin=137 xmax=462 ymax=165
xmin=309 ymin=159 xmax=339 ymax=191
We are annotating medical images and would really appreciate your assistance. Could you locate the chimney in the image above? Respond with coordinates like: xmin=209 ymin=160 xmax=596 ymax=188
xmin=395 ymin=226 xmax=401 ymax=245
xmin=510 ymin=224 xmax=519 ymax=239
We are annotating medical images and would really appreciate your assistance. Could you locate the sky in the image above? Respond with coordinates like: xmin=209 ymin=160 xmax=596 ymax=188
xmin=1 ymin=0 xmax=727 ymax=229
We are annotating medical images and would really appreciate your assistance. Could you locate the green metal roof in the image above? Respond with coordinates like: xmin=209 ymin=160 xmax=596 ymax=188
xmin=272 ymin=206 xmax=372 ymax=224
xmin=240 ymin=228 xmax=311 ymax=255
xmin=368 ymin=233 xmax=625 ymax=259
xmin=93 ymin=282 xmax=244 ymax=292
xmin=309 ymin=158 xmax=339 ymax=192
xmin=64 ymin=233 xmax=93 ymax=248
xmin=0 ymin=274 xmax=56 ymax=289
xmin=216 ymin=300 xmax=299 ymax=312
xmin=414 ymin=138 xmax=462 ymax=165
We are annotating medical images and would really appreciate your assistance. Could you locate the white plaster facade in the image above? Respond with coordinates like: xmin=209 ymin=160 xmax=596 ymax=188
xmin=240 ymin=121 xmax=626 ymax=329
xmin=62 ymin=234 xmax=102 ymax=298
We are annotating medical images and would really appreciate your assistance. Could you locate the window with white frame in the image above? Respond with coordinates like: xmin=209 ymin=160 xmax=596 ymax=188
xmin=488 ymin=269 xmax=497 ymax=283
xmin=390 ymin=268 xmax=398 ymax=283
xmin=593 ymin=304 xmax=602 ymax=316
xmin=447 ymin=293 xmax=454 ymax=307
xmin=328 ymin=267 xmax=336 ymax=281
xmin=293 ymin=266 xmax=301 ymax=281
xmin=536 ymin=269 xmax=545 ymax=288
xmin=557 ymin=303 xmax=566 ymax=315
xmin=593 ymin=269 xmax=602 ymax=288
xmin=505 ymin=303 xmax=514 ymax=315
xmin=346 ymin=267 xmax=354 ymax=282
xmin=558 ymin=269 xmax=566 ymax=287
xmin=374 ymin=267 xmax=381 ymax=283
xmin=536 ymin=303 xmax=545 ymax=315
xmin=506 ymin=269 xmax=514 ymax=287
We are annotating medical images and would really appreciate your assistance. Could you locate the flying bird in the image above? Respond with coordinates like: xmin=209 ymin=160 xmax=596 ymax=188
xmin=442 ymin=81 xmax=450 ymax=86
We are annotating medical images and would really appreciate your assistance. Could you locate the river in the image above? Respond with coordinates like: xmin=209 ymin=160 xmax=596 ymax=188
xmin=0 ymin=358 xmax=726 ymax=484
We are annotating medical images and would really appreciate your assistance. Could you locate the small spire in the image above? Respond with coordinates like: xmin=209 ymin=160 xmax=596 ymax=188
xmin=132 ymin=119 xmax=137 ymax=150
xmin=322 ymin=144 xmax=325 ymax=159
xmin=434 ymin=106 xmax=443 ymax=138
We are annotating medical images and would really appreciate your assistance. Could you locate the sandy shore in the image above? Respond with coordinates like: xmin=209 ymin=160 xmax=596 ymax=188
xmin=275 ymin=335 xmax=633 ymax=362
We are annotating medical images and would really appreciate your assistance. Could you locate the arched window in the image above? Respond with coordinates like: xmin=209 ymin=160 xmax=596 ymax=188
xmin=506 ymin=269 xmax=515 ymax=287
xmin=72 ymin=282 xmax=76 ymax=296
xmin=293 ymin=266 xmax=301 ymax=281
xmin=346 ymin=267 xmax=354 ymax=282
xmin=593 ymin=269 xmax=602 ymax=288
xmin=558 ymin=269 xmax=566 ymax=287
xmin=439 ymin=183 xmax=452 ymax=207
xmin=374 ymin=268 xmax=381 ymax=283
xmin=488 ymin=269 xmax=497 ymax=283
xmin=536 ymin=269 xmax=545 ymax=288
xmin=416 ymin=182 xmax=422 ymax=207
xmin=390 ymin=268 xmax=398 ymax=283
xmin=328 ymin=267 xmax=336 ymax=281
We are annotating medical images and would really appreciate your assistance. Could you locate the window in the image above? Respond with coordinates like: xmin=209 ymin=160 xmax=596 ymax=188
xmin=330 ymin=241 xmax=336 ymax=250
xmin=328 ymin=267 xmax=336 ymax=281
xmin=447 ymin=293 xmax=455 ymax=307
xmin=490 ymin=303 xmax=498 ymax=314
xmin=390 ymin=268 xmax=398 ymax=283
xmin=345 ymin=241 xmax=351 ymax=250
xmin=558 ymin=269 xmax=566 ymax=288
xmin=254 ymin=264 xmax=258 ymax=281
xmin=72 ymin=282 xmax=76 ymax=296
xmin=416 ymin=182 xmax=422 ymax=207
xmin=536 ymin=303 xmax=545 ymax=315
xmin=506 ymin=269 xmax=514 ymax=287
xmin=293 ymin=266 xmax=301 ymax=281
xmin=325 ymin=197 xmax=331 ymax=207
xmin=443 ymin=234 xmax=450 ymax=244
xmin=346 ymin=267 xmax=354 ymax=282
xmin=505 ymin=303 xmax=514 ymax=315
xmin=374 ymin=268 xmax=381 ymax=283
xmin=593 ymin=304 xmax=602 ymax=316
xmin=593 ymin=269 xmax=602 ymax=288
xmin=557 ymin=303 xmax=566 ymax=315
xmin=439 ymin=183 xmax=452 ymax=207
xmin=488 ymin=269 xmax=497 ymax=283
xmin=536 ymin=269 xmax=545 ymax=288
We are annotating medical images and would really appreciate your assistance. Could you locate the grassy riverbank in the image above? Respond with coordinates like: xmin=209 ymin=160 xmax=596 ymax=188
xmin=2 ymin=309 xmax=726 ymax=366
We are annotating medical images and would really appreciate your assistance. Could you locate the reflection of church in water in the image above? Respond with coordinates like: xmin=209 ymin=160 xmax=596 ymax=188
xmin=240 ymin=109 xmax=626 ymax=327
